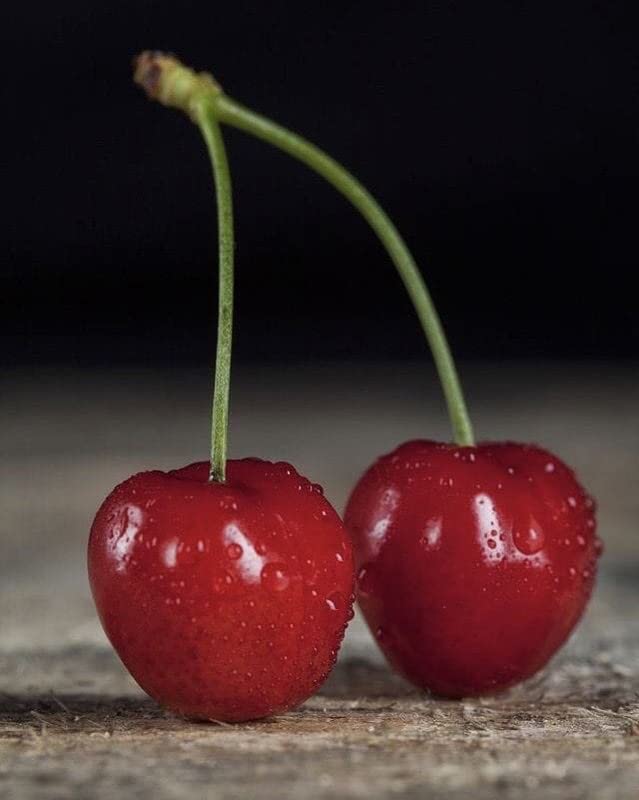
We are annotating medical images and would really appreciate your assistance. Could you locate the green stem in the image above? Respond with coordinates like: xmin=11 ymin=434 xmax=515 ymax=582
xmin=133 ymin=52 xmax=475 ymax=447
xmin=215 ymin=95 xmax=474 ymax=446
xmin=194 ymin=103 xmax=235 ymax=482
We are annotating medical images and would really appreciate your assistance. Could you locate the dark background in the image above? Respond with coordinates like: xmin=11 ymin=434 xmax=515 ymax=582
xmin=4 ymin=1 xmax=639 ymax=367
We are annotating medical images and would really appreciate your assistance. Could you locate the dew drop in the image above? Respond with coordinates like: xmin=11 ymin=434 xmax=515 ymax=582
xmin=226 ymin=543 xmax=243 ymax=560
xmin=325 ymin=591 xmax=342 ymax=612
xmin=255 ymin=540 xmax=268 ymax=555
xmin=567 ymin=496 xmax=577 ymax=509
xmin=357 ymin=565 xmax=374 ymax=597
xmin=219 ymin=496 xmax=237 ymax=510
xmin=576 ymin=535 xmax=586 ymax=547
xmin=487 ymin=539 xmax=497 ymax=550
xmin=544 ymin=462 xmax=555 ymax=473
xmin=594 ymin=537 xmax=604 ymax=556
xmin=261 ymin=562 xmax=290 ymax=591
xmin=513 ymin=525 xmax=545 ymax=555
xmin=213 ymin=570 xmax=234 ymax=594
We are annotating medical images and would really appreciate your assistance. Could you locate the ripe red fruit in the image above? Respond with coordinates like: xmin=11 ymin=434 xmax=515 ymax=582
xmin=345 ymin=440 xmax=601 ymax=697
xmin=89 ymin=459 xmax=354 ymax=721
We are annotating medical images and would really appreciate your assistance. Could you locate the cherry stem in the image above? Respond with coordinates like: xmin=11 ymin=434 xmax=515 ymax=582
xmin=195 ymin=106 xmax=235 ymax=482
xmin=215 ymin=97 xmax=475 ymax=446
xmin=133 ymin=52 xmax=475 ymax=447
xmin=133 ymin=56 xmax=234 ymax=481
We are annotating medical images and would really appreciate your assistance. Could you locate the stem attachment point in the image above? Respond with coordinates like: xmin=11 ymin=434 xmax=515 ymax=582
xmin=133 ymin=51 xmax=222 ymax=120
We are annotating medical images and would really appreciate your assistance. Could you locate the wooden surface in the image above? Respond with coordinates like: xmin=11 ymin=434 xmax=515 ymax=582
xmin=2 ymin=362 xmax=638 ymax=799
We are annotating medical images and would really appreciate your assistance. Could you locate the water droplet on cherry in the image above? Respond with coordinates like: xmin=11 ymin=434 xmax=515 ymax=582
xmin=325 ymin=591 xmax=342 ymax=611
xmin=226 ymin=543 xmax=243 ymax=560
xmin=213 ymin=570 xmax=234 ymax=594
xmin=261 ymin=563 xmax=290 ymax=591
xmin=513 ymin=525 xmax=545 ymax=555
xmin=357 ymin=565 xmax=374 ymax=597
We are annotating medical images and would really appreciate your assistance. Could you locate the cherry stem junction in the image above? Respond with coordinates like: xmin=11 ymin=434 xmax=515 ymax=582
xmin=134 ymin=52 xmax=475 ymax=448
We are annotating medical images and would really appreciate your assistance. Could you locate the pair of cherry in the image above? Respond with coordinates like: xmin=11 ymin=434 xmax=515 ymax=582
xmin=88 ymin=53 xmax=601 ymax=722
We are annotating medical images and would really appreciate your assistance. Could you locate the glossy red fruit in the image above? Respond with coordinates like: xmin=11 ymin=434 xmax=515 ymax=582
xmin=89 ymin=459 xmax=354 ymax=721
xmin=345 ymin=440 xmax=601 ymax=697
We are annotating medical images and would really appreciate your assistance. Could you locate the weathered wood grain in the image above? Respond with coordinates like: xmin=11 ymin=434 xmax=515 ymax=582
xmin=2 ymin=363 xmax=638 ymax=799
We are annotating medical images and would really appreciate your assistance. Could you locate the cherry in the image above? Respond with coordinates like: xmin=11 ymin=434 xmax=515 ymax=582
xmin=89 ymin=459 xmax=353 ymax=721
xmin=345 ymin=440 xmax=601 ymax=697
xmin=87 ymin=56 xmax=356 ymax=722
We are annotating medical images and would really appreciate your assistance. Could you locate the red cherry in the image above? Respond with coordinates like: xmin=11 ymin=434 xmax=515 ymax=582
xmin=89 ymin=458 xmax=354 ymax=721
xmin=345 ymin=440 xmax=601 ymax=697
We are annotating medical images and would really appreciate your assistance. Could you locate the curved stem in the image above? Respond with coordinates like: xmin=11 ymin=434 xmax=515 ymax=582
xmin=194 ymin=103 xmax=235 ymax=482
xmin=214 ymin=95 xmax=474 ymax=446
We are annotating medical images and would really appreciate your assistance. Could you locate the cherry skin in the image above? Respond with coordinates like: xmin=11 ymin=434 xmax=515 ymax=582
xmin=344 ymin=440 xmax=601 ymax=698
xmin=88 ymin=458 xmax=354 ymax=722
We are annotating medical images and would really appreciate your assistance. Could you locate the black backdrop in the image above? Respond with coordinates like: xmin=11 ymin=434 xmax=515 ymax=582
xmin=4 ymin=1 xmax=639 ymax=366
